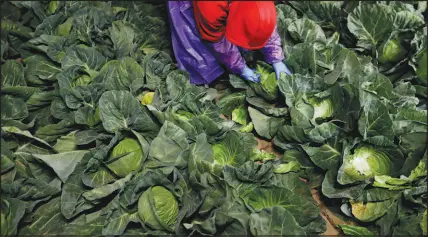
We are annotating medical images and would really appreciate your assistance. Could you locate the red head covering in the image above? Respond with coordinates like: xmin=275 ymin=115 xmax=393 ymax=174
xmin=193 ymin=1 xmax=277 ymax=50
xmin=225 ymin=1 xmax=277 ymax=50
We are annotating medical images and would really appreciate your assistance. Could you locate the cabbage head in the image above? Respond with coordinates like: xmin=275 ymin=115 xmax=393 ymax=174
xmin=378 ymin=39 xmax=407 ymax=64
xmin=350 ymin=199 xmax=394 ymax=222
xmin=107 ymin=138 xmax=143 ymax=177
xmin=251 ymin=63 xmax=279 ymax=102
xmin=141 ymin=92 xmax=155 ymax=105
xmin=239 ymin=122 xmax=254 ymax=133
xmin=138 ymin=186 xmax=178 ymax=232
xmin=232 ymin=106 xmax=254 ymax=132
xmin=250 ymin=148 xmax=277 ymax=162
xmin=307 ymin=97 xmax=335 ymax=120
xmin=189 ymin=132 xmax=256 ymax=177
xmin=339 ymin=145 xmax=394 ymax=184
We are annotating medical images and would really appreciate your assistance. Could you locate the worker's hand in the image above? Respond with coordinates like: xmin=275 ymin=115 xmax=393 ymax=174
xmin=240 ymin=66 xmax=261 ymax=83
xmin=272 ymin=61 xmax=292 ymax=80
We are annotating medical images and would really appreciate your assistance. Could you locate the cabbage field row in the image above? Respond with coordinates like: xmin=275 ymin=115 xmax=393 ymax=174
xmin=1 ymin=1 xmax=427 ymax=236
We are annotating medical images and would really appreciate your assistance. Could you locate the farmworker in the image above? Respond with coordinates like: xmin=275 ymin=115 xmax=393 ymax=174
xmin=168 ymin=1 xmax=292 ymax=85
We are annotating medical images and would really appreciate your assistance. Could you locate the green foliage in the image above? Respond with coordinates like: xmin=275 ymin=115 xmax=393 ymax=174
xmin=0 ymin=1 xmax=426 ymax=236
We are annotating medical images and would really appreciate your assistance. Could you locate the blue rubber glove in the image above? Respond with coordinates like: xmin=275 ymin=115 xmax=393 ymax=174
xmin=272 ymin=61 xmax=292 ymax=80
xmin=240 ymin=65 xmax=261 ymax=83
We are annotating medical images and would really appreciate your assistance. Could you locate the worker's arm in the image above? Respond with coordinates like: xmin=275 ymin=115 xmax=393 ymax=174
xmin=261 ymin=25 xmax=292 ymax=78
xmin=193 ymin=1 xmax=259 ymax=82
xmin=261 ymin=25 xmax=285 ymax=64
xmin=210 ymin=36 xmax=246 ymax=75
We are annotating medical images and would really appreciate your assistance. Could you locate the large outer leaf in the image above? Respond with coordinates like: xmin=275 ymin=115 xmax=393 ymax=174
xmin=302 ymin=138 xmax=341 ymax=170
xmin=83 ymin=174 xmax=133 ymax=201
xmin=61 ymin=45 xmax=106 ymax=77
xmin=109 ymin=20 xmax=142 ymax=58
xmin=347 ymin=4 xmax=394 ymax=51
xmin=2 ymin=126 xmax=51 ymax=147
xmin=34 ymin=13 xmax=67 ymax=37
xmin=35 ymin=120 xmax=76 ymax=143
xmin=71 ymin=6 xmax=111 ymax=45
xmin=249 ymin=206 xmax=306 ymax=235
xmin=94 ymin=57 xmax=145 ymax=93
xmin=284 ymin=43 xmax=317 ymax=75
xmin=2 ymin=178 xmax=61 ymax=202
xmin=324 ymin=48 xmax=362 ymax=84
xmin=147 ymin=121 xmax=189 ymax=168
xmin=102 ymin=207 xmax=140 ymax=236
xmin=248 ymin=106 xmax=285 ymax=139
xmin=358 ymin=97 xmax=394 ymax=146
xmin=278 ymin=74 xmax=325 ymax=107
xmin=217 ymin=92 xmax=246 ymax=117
xmin=1 ymin=198 xmax=27 ymax=236
xmin=98 ymin=90 xmax=160 ymax=137
xmin=143 ymin=52 xmax=174 ymax=90
xmin=32 ymin=150 xmax=89 ymax=182
xmin=322 ymin=170 xmax=368 ymax=199
xmin=246 ymin=96 xmax=288 ymax=117
xmin=57 ymin=67 xmax=105 ymax=110
xmin=19 ymin=197 xmax=65 ymax=235
xmin=243 ymin=186 xmax=319 ymax=226
xmin=1 ymin=60 xmax=26 ymax=87
xmin=24 ymin=55 xmax=61 ymax=81
xmin=288 ymin=18 xmax=326 ymax=43
xmin=304 ymin=2 xmax=344 ymax=30
xmin=393 ymin=10 xmax=425 ymax=31
xmin=1 ymin=96 xmax=28 ymax=121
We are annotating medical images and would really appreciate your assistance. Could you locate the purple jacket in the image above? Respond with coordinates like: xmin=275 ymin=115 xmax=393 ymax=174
xmin=168 ymin=1 xmax=284 ymax=85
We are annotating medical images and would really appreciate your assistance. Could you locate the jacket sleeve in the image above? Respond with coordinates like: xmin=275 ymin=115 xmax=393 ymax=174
xmin=261 ymin=25 xmax=285 ymax=64
xmin=193 ymin=1 xmax=229 ymax=42
xmin=209 ymin=37 xmax=246 ymax=75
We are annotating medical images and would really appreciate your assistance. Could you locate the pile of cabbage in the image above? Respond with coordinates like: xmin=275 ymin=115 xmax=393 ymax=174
xmin=1 ymin=1 xmax=426 ymax=236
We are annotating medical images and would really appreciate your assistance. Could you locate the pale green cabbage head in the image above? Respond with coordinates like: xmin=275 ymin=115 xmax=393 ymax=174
xmin=378 ymin=39 xmax=407 ymax=64
xmin=342 ymin=145 xmax=393 ymax=182
xmin=138 ymin=186 xmax=178 ymax=232
xmin=307 ymin=97 xmax=335 ymax=120
xmin=107 ymin=138 xmax=143 ymax=177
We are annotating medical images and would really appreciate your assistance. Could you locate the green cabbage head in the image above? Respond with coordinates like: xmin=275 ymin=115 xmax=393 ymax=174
xmin=138 ymin=186 xmax=178 ymax=232
xmin=307 ymin=97 xmax=335 ymax=120
xmin=141 ymin=92 xmax=155 ymax=105
xmin=232 ymin=106 xmax=254 ymax=132
xmin=107 ymin=138 xmax=143 ymax=177
xmin=378 ymin=39 xmax=407 ymax=64
xmin=350 ymin=199 xmax=394 ymax=222
xmin=341 ymin=145 xmax=393 ymax=183
xmin=251 ymin=63 xmax=279 ymax=101
xmin=250 ymin=148 xmax=277 ymax=162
